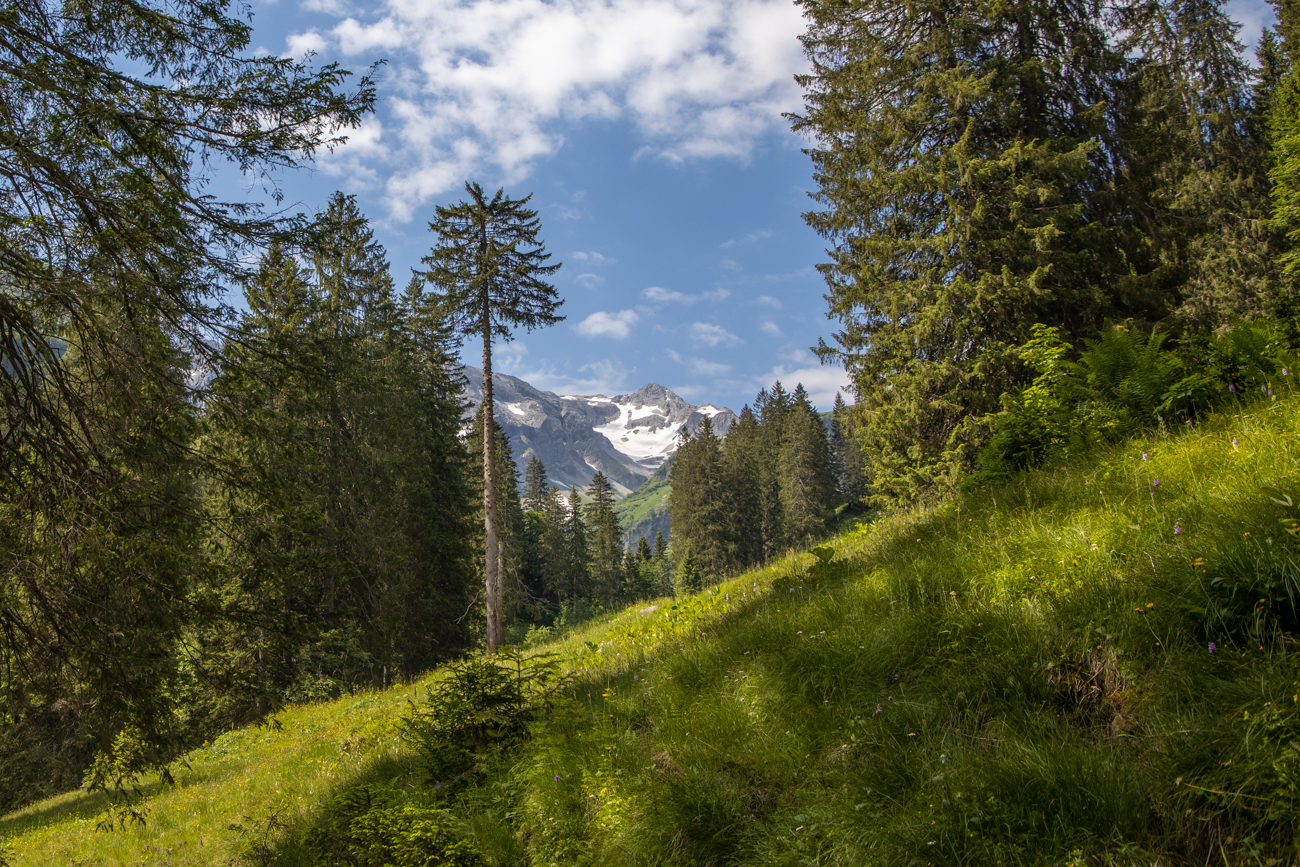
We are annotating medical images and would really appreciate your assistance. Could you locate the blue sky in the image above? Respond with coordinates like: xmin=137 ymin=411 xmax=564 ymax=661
xmin=236 ymin=0 xmax=1277 ymax=412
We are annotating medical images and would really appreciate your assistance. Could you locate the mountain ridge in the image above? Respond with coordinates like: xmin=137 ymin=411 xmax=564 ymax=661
xmin=460 ymin=367 xmax=734 ymax=497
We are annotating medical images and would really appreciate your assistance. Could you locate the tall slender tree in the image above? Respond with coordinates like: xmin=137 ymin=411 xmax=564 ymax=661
xmin=585 ymin=471 xmax=624 ymax=606
xmin=523 ymin=455 xmax=550 ymax=513
xmin=421 ymin=183 xmax=563 ymax=652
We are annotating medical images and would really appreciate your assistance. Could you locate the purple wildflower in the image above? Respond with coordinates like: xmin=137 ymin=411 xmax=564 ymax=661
xmin=1285 ymin=368 xmax=1290 ymax=376
xmin=634 ymin=674 xmax=639 ymax=681
xmin=1174 ymin=522 xmax=1182 ymax=535
xmin=725 ymin=593 xmax=730 ymax=601
xmin=1229 ymin=383 xmax=1236 ymax=393
xmin=1233 ymin=438 xmax=1239 ymax=447
xmin=1208 ymin=642 xmax=1217 ymax=654
xmin=1153 ymin=479 xmax=1160 ymax=488
xmin=555 ymin=774 xmax=561 ymax=782
xmin=1142 ymin=452 xmax=1149 ymax=461
xmin=436 ymin=781 xmax=441 ymax=790
xmin=875 ymin=704 xmax=883 ymax=715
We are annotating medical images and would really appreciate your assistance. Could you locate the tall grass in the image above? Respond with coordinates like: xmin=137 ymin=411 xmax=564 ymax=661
xmin=8 ymin=396 xmax=1300 ymax=864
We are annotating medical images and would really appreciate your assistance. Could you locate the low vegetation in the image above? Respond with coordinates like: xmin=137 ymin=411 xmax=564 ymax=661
xmin=8 ymin=392 xmax=1300 ymax=864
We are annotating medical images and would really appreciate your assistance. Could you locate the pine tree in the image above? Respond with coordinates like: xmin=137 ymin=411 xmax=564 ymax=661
xmin=564 ymin=487 xmax=591 ymax=603
xmin=539 ymin=487 xmax=572 ymax=603
xmin=721 ymin=405 xmax=764 ymax=567
xmin=755 ymin=385 xmax=792 ymax=556
xmin=523 ymin=455 xmax=550 ymax=513
xmin=669 ymin=418 xmax=731 ymax=581
xmin=653 ymin=531 xmax=674 ymax=596
xmin=789 ymin=0 xmax=1262 ymax=502
xmin=585 ymin=471 xmax=624 ymax=607
xmin=674 ymin=545 xmax=703 ymax=596
xmin=0 ymin=0 xmax=374 ymax=806
xmin=465 ymin=407 xmax=528 ymax=631
xmin=830 ymin=392 xmax=868 ymax=507
xmin=780 ymin=385 xmax=836 ymax=545
xmin=421 ymin=183 xmax=563 ymax=652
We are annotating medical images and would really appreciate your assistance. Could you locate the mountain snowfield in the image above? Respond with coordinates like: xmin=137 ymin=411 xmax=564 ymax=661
xmin=461 ymin=367 xmax=734 ymax=497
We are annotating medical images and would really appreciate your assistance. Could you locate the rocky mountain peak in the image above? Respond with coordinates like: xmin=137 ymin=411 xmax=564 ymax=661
xmin=461 ymin=368 xmax=734 ymax=497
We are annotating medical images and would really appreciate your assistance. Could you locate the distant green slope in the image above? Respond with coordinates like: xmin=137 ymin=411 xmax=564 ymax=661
xmin=615 ymin=463 xmax=671 ymax=546
xmin=12 ymin=396 xmax=1300 ymax=864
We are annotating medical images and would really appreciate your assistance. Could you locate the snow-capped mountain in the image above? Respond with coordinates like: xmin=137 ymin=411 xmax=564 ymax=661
xmin=461 ymin=367 xmax=735 ymax=497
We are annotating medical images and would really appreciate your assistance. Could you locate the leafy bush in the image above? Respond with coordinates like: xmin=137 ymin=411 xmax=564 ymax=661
xmin=399 ymin=649 xmax=570 ymax=786
xmin=979 ymin=320 xmax=1299 ymax=477
xmin=304 ymin=785 xmax=484 ymax=867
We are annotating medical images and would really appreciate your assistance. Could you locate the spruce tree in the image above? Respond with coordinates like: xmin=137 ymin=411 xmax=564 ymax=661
xmin=789 ymin=0 xmax=1260 ymax=502
xmin=675 ymin=545 xmax=703 ymax=596
xmin=523 ymin=455 xmax=550 ymax=513
xmin=0 ymin=0 xmax=374 ymax=805
xmin=780 ymin=385 xmax=836 ymax=545
xmin=669 ymin=418 xmax=731 ymax=580
xmin=564 ymin=486 xmax=591 ymax=602
xmin=421 ymin=183 xmax=563 ymax=652
xmin=721 ymin=405 xmax=764 ymax=567
xmin=585 ymin=471 xmax=624 ymax=607
xmin=539 ymin=487 xmax=571 ymax=603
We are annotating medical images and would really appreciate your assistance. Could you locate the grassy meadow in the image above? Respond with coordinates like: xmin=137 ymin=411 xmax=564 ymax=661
xmin=8 ymin=395 xmax=1300 ymax=864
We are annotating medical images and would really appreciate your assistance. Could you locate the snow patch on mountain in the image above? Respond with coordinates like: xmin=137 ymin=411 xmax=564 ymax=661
xmin=461 ymin=369 xmax=735 ymax=498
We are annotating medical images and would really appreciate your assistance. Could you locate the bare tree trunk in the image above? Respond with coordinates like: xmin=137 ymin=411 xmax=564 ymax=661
xmin=482 ymin=327 xmax=504 ymax=653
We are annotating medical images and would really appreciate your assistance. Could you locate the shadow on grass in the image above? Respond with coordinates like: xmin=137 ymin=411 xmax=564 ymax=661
xmin=0 ymin=767 xmax=232 ymax=839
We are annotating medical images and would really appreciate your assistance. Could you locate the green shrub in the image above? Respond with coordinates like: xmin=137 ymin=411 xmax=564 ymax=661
xmin=980 ymin=320 xmax=1300 ymax=477
xmin=399 ymin=649 xmax=569 ymax=786
xmin=305 ymin=785 xmax=484 ymax=867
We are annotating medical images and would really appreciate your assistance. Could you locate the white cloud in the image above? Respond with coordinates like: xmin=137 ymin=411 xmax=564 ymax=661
xmin=575 ymin=309 xmax=639 ymax=339
xmin=574 ymin=273 xmax=604 ymax=288
xmin=689 ymin=321 xmax=741 ymax=347
xmin=571 ymin=251 xmax=610 ymax=264
xmin=285 ymin=30 xmax=328 ymax=58
xmin=644 ymin=286 xmax=688 ymax=303
xmin=643 ymin=286 xmax=731 ymax=304
xmin=493 ymin=342 xmax=631 ymax=393
xmin=758 ymin=363 xmax=851 ymax=410
xmin=720 ymin=229 xmax=771 ymax=249
xmin=289 ymin=0 xmax=808 ymax=220
xmin=1226 ymin=0 xmax=1274 ymax=54
xmin=757 ymin=295 xmax=782 ymax=308
xmin=539 ymin=360 xmax=633 ymax=395
xmin=302 ymin=0 xmax=351 ymax=14
xmin=760 ymin=320 xmax=782 ymax=337
xmin=690 ymin=358 xmax=732 ymax=377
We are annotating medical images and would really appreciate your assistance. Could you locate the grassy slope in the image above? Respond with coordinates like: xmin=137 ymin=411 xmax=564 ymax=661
xmin=9 ymin=398 xmax=1300 ymax=864
xmin=614 ymin=472 xmax=670 ymax=544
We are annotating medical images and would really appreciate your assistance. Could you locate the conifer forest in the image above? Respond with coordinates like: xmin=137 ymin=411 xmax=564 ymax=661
xmin=11 ymin=0 xmax=1300 ymax=863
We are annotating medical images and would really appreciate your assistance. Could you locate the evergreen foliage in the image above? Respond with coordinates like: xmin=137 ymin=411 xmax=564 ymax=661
xmin=0 ymin=0 xmax=375 ymax=810
xmin=421 ymin=182 xmax=563 ymax=652
xmin=792 ymin=0 xmax=1275 ymax=503
xmin=670 ymin=382 xmax=836 ymax=586
xmin=584 ymin=471 xmax=624 ymax=607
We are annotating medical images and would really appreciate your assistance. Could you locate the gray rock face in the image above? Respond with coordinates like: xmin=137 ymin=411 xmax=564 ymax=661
xmin=461 ymin=367 xmax=734 ymax=497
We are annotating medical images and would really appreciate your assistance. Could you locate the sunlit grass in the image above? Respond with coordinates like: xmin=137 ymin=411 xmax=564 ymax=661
xmin=8 ymin=396 xmax=1300 ymax=864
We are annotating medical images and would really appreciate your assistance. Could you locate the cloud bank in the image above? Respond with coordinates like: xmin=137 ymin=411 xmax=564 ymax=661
xmin=292 ymin=0 xmax=809 ymax=219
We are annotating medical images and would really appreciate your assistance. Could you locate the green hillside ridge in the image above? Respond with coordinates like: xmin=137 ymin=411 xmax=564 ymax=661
xmin=614 ymin=468 xmax=671 ymax=547
xmin=9 ymin=397 xmax=1300 ymax=863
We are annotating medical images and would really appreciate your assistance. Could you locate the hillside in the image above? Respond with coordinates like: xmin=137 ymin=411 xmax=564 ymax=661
xmin=7 ymin=397 xmax=1300 ymax=864
xmin=614 ymin=461 xmax=672 ymax=545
